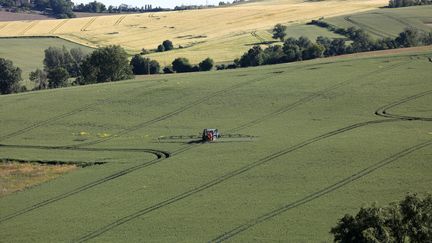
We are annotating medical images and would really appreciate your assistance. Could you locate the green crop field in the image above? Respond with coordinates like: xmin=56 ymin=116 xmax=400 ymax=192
xmin=0 ymin=37 xmax=93 ymax=86
xmin=0 ymin=47 xmax=431 ymax=242
xmin=324 ymin=5 xmax=432 ymax=39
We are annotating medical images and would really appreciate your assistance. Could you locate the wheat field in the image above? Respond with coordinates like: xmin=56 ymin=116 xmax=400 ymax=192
xmin=0 ymin=0 xmax=387 ymax=63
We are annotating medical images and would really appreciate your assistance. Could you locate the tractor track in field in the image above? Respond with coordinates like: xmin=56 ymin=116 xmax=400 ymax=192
xmin=69 ymin=74 xmax=277 ymax=148
xmin=211 ymin=140 xmax=432 ymax=242
xmin=209 ymin=91 xmax=432 ymax=242
xmin=0 ymin=60 xmax=422 ymax=234
xmin=0 ymin=74 xmax=277 ymax=223
xmin=0 ymin=81 xmax=164 ymax=143
xmin=344 ymin=16 xmax=394 ymax=38
xmin=49 ymin=19 xmax=69 ymax=34
xmin=375 ymin=90 xmax=432 ymax=121
xmin=74 ymin=118 xmax=403 ymax=243
xmin=73 ymin=63 xmax=424 ymax=242
xmin=251 ymin=31 xmax=266 ymax=43
xmin=228 ymin=60 xmax=407 ymax=133
xmin=19 ymin=21 xmax=38 ymax=35
xmin=0 ymin=23 xmax=9 ymax=32
xmin=81 ymin=17 xmax=97 ymax=32
xmin=114 ymin=15 xmax=127 ymax=26
xmin=0 ymin=144 xmax=170 ymax=223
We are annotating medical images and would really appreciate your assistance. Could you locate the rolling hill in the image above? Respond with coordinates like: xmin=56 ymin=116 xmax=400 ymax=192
xmin=0 ymin=0 xmax=387 ymax=63
xmin=0 ymin=47 xmax=431 ymax=241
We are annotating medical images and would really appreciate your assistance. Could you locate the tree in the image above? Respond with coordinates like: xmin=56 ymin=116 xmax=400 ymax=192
xmin=29 ymin=69 xmax=48 ymax=90
xmin=396 ymin=28 xmax=423 ymax=47
xmin=47 ymin=67 xmax=69 ymax=88
xmin=283 ymin=42 xmax=302 ymax=62
xmin=130 ymin=55 xmax=160 ymax=74
xmin=328 ymin=39 xmax=347 ymax=56
xmin=172 ymin=57 xmax=193 ymax=73
xmin=69 ymin=48 xmax=87 ymax=77
xmin=198 ymin=58 xmax=214 ymax=71
xmin=272 ymin=24 xmax=287 ymax=41
xmin=302 ymin=43 xmax=324 ymax=60
xmin=0 ymin=58 xmax=22 ymax=95
xmin=316 ymin=36 xmax=332 ymax=57
xmin=79 ymin=45 xmax=133 ymax=84
xmin=238 ymin=46 xmax=265 ymax=67
xmin=162 ymin=40 xmax=174 ymax=51
xmin=263 ymin=45 xmax=286 ymax=64
xmin=157 ymin=44 xmax=165 ymax=52
xmin=331 ymin=193 xmax=432 ymax=243
xmin=49 ymin=0 xmax=75 ymax=18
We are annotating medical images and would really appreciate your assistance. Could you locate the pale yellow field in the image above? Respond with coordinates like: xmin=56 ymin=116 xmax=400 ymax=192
xmin=0 ymin=0 xmax=387 ymax=63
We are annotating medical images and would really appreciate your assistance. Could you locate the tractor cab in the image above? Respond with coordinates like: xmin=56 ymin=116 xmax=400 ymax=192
xmin=202 ymin=129 xmax=220 ymax=142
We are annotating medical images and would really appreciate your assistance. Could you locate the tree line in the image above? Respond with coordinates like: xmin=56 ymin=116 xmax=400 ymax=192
xmin=0 ymin=45 xmax=214 ymax=95
xmin=388 ymin=0 xmax=432 ymax=8
xmin=223 ymin=24 xmax=432 ymax=69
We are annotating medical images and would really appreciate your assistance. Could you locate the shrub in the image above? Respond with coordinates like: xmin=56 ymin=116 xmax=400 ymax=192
xmin=198 ymin=58 xmax=214 ymax=71
xmin=172 ymin=57 xmax=194 ymax=73
xmin=162 ymin=40 xmax=174 ymax=51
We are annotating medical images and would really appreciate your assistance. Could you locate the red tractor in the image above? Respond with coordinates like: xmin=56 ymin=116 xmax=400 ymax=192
xmin=202 ymin=129 xmax=220 ymax=142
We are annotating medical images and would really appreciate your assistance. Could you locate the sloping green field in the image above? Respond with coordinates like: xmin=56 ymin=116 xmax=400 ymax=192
xmin=0 ymin=37 xmax=93 ymax=86
xmin=324 ymin=5 xmax=432 ymax=38
xmin=0 ymin=48 xmax=431 ymax=242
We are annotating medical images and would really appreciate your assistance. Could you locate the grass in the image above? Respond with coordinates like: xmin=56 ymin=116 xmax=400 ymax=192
xmin=0 ymin=161 xmax=76 ymax=197
xmin=323 ymin=5 xmax=432 ymax=38
xmin=0 ymin=47 xmax=431 ymax=241
xmin=0 ymin=0 xmax=387 ymax=63
xmin=0 ymin=37 xmax=93 ymax=86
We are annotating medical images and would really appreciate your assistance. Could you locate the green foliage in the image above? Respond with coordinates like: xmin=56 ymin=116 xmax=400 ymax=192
xmin=157 ymin=44 xmax=165 ymax=52
xmin=172 ymin=57 xmax=194 ymax=73
xmin=49 ymin=0 xmax=75 ymax=18
xmin=389 ymin=0 xmax=432 ymax=8
xmin=0 ymin=58 xmax=22 ymax=95
xmin=130 ymin=55 xmax=160 ymax=75
xmin=162 ymin=40 xmax=174 ymax=51
xmin=331 ymin=194 xmax=432 ymax=243
xmin=238 ymin=46 xmax=265 ymax=67
xmin=74 ymin=1 xmax=106 ymax=13
xmin=47 ymin=67 xmax=69 ymax=88
xmin=79 ymin=45 xmax=134 ymax=84
xmin=198 ymin=58 xmax=214 ymax=71
xmin=272 ymin=24 xmax=288 ymax=41
xmin=43 ymin=46 xmax=86 ymax=78
xmin=29 ymin=69 xmax=48 ymax=90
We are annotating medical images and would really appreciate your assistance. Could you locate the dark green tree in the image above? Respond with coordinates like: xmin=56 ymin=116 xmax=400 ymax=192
xmin=272 ymin=24 xmax=288 ymax=41
xmin=47 ymin=67 xmax=69 ymax=88
xmin=238 ymin=45 xmax=265 ymax=67
xmin=396 ymin=28 xmax=423 ymax=47
xmin=172 ymin=57 xmax=193 ymax=73
xmin=198 ymin=57 xmax=214 ymax=71
xmin=302 ymin=43 xmax=324 ymax=60
xmin=29 ymin=69 xmax=48 ymax=90
xmin=263 ymin=45 xmax=286 ymax=64
xmin=162 ymin=40 xmax=174 ymax=51
xmin=0 ymin=58 xmax=22 ymax=95
xmin=49 ymin=0 xmax=75 ymax=18
xmin=331 ymin=193 xmax=432 ymax=243
xmin=130 ymin=54 xmax=160 ymax=74
xmin=79 ymin=45 xmax=133 ymax=84
xmin=316 ymin=36 xmax=332 ymax=57
xmin=157 ymin=44 xmax=165 ymax=52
